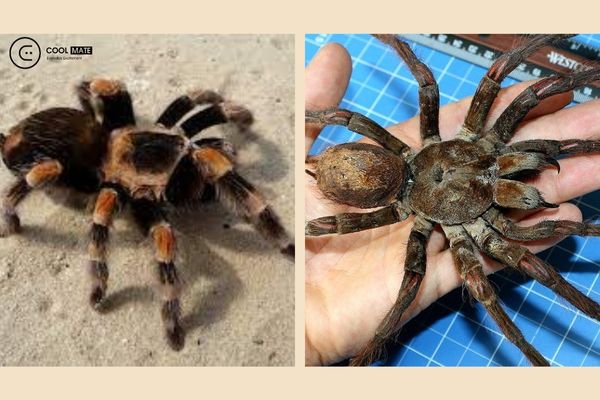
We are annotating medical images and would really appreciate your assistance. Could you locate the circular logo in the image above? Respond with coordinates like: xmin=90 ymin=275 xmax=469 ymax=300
xmin=9 ymin=37 xmax=41 ymax=69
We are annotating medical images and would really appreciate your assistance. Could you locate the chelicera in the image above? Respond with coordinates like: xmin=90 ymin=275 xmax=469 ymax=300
xmin=305 ymin=34 xmax=600 ymax=366
xmin=0 ymin=78 xmax=294 ymax=351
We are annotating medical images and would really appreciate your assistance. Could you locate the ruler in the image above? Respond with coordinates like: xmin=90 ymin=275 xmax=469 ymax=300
xmin=403 ymin=34 xmax=600 ymax=104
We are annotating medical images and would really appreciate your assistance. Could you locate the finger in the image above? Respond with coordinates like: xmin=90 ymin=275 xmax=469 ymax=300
xmin=381 ymin=80 xmax=572 ymax=148
xmin=517 ymin=89 xmax=574 ymax=121
xmin=510 ymin=98 xmax=600 ymax=142
xmin=305 ymin=43 xmax=352 ymax=155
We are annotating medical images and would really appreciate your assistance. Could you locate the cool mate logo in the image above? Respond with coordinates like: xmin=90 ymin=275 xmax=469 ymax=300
xmin=9 ymin=37 xmax=41 ymax=69
xmin=8 ymin=37 xmax=94 ymax=68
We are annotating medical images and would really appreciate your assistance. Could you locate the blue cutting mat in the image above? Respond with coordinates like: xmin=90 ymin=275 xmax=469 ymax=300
xmin=306 ymin=34 xmax=600 ymax=366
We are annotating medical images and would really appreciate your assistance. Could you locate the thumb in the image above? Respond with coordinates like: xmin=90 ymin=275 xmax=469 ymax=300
xmin=305 ymin=43 xmax=351 ymax=155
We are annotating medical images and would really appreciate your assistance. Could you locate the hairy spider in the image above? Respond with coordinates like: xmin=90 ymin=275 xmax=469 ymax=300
xmin=305 ymin=34 xmax=600 ymax=366
xmin=0 ymin=78 xmax=294 ymax=351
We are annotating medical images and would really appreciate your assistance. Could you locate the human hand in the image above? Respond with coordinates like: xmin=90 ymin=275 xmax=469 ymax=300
xmin=305 ymin=42 xmax=600 ymax=366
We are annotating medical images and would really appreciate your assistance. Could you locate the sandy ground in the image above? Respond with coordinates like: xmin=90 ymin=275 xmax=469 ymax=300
xmin=0 ymin=35 xmax=294 ymax=366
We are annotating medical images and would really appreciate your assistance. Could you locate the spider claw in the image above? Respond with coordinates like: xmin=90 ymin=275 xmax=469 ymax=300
xmin=305 ymin=169 xmax=316 ymax=179
xmin=544 ymin=156 xmax=561 ymax=173
xmin=166 ymin=324 xmax=185 ymax=351
xmin=162 ymin=299 xmax=184 ymax=350
xmin=188 ymin=89 xmax=224 ymax=105
xmin=305 ymin=217 xmax=336 ymax=236
xmin=0 ymin=212 xmax=21 ymax=237
xmin=280 ymin=243 xmax=295 ymax=259
xmin=304 ymin=221 xmax=313 ymax=235
xmin=221 ymin=102 xmax=254 ymax=131
xmin=304 ymin=110 xmax=324 ymax=123
xmin=305 ymin=109 xmax=351 ymax=126
xmin=89 ymin=286 xmax=106 ymax=309
xmin=541 ymin=201 xmax=559 ymax=209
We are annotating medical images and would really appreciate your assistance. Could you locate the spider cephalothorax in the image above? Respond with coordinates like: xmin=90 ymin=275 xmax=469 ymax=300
xmin=305 ymin=34 xmax=600 ymax=366
xmin=0 ymin=78 xmax=294 ymax=351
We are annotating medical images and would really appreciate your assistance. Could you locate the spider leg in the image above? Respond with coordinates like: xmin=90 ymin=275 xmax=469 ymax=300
xmin=87 ymin=185 xmax=123 ymax=307
xmin=483 ymin=207 xmax=600 ymax=241
xmin=373 ymin=34 xmax=440 ymax=146
xmin=493 ymin=178 xmax=558 ymax=209
xmin=156 ymin=90 xmax=224 ymax=128
xmin=484 ymin=68 xmax=600 ymax=144
xmin=350 ymin=217 xmax=433 ymax=366
xmin=0 ymin=179 xmax=29 ymax=236
xmin=76 ymin=79 xmax=135 ymax=132
xmin=180 ymin=101 xmax=253 ymax=139
xmin=0 ymin=160 xmax=62 ymax=236
xmin=459 ymin=35 xmax=572 ymax=140
xmin=193 ymin=137 xmax=237 ymax=162
xmin=157 ymin=91 xmax=253 ymax=139
xmin=191 ymin=146 xmax=294 ymax=258
xmin=505 ymin=139 xmax=600 ymax=157
xmin=305 ymin=201 xmax=409 ymax=236
xmin=497 ymin=151 xmax=560 ymax=177
xmin=305 ymin=109 xmax=412 ymax=158
xmin=464 ymin=218 xmax=600 ymax=322
xmin=131 ymin=199 xmax=184 ymax=351
xmin=443 ymin=224 xmax=548 ymax=366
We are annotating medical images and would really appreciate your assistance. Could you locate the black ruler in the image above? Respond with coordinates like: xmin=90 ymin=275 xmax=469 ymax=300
xmin=403 ymin=34 xmax=600 ymax=104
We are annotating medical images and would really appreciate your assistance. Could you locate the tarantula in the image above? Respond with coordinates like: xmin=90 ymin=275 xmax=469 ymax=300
xmin=0 ymin=78 xmax=294 ymax=351
xmin=305 ymin=34 xmax=600 ymax=366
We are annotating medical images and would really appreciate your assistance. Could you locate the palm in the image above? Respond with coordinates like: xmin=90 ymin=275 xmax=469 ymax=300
xmin=306 ymin=180 xmax=420 ymax=365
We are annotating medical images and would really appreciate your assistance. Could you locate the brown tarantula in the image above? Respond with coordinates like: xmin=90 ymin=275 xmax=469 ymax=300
xmin=0 ymin=78 xmax=294 ymax=350
xmin=305 ymin=34 xmax=600 ymax=366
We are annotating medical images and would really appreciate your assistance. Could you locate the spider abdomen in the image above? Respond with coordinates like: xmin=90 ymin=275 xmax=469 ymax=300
xmin=1 ymin=107 xmax=106 ymax=192
xmin=315 ymin=142 xmax=408 ymax=208
xmin=407 ymin=140 xmax=498 ymax=224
